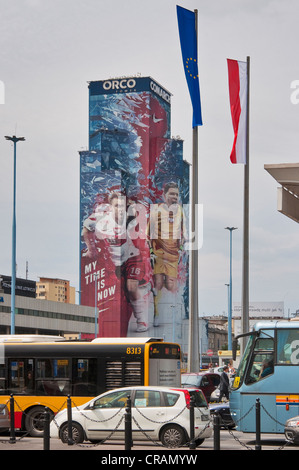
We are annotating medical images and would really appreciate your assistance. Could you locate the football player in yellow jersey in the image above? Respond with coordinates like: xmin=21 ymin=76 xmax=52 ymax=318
xmin=148 ymin=182 xmax=185 ymax=325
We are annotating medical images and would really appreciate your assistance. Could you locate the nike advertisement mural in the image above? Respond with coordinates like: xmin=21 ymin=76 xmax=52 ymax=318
xmin=79 ymin=76 xmax=190 ymax=354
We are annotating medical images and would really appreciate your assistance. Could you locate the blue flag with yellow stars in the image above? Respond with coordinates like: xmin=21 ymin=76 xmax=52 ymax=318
xmin=177 ymin=5 xmax=203 ymax=127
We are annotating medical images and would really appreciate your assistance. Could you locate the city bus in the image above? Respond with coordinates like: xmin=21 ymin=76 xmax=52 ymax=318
xmin=230 ymin=320 xmax=299 ymax=433
xmin=0 ymin=336 xmax=181 ymax=436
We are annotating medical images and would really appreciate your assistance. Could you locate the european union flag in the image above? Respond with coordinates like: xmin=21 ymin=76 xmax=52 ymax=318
xmin=177 ymin=5 xmax=202 ymax=127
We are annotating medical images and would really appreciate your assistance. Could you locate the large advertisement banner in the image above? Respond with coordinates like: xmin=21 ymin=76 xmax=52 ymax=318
xmin=80 ymin=77 xmax=189 ymax=345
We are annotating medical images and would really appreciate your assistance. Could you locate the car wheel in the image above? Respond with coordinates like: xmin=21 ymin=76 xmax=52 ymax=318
xmin=25 ymin=406 xmax=51 ymax=437
xmin=160 ymin=424 xmax=186 ymax=447
xmin=59 ymin=422 xmax=85 ymax=444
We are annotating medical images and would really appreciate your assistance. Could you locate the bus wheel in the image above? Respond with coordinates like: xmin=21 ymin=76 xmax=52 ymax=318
xmin=59 ymin=422 xmax=84 ymax=444
xmin=25 ymin=406 xmax=49 ymax=437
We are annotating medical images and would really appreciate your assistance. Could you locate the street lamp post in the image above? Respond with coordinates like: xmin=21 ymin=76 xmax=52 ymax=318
xmin=225 ymin=282 xmax=230 ymax=323
xmin=94 ymin=273 xmax=98 ymax=338
xmin=5 ymin=135 xmax=25 ymax=335
xmin=225 ymin=227 xmax=237 ymax=350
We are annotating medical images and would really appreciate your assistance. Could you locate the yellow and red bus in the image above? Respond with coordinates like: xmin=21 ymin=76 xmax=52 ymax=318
xmin=0 ymin=336 xmax=181 ymax=436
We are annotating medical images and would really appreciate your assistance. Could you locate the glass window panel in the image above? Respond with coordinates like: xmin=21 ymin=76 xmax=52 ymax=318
xmin=36 ymin=358 xmax=70 ymax=396
xmin=8 ymin=359 xmax=34 ymax=394
xmin=93 ymin=389 xmax=128 ymax=408
xmin=245 ymin=337 xmax=274 ymax=385
xmin=277 ymin=329 xmax=299 ymax=364
xmin=72 ymin=358 xmax=97 ymax=396
xmin=134 ymin=390 xmax=161 ymax=407
xmin=164 ymin=392 xmax=179 ymax=407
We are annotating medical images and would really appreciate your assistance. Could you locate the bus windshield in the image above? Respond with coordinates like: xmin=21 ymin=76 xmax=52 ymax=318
xmin=232 ymin=329 xmax=275 ymax=389
xmin=232 ymin=334 xmax=255 ymax=390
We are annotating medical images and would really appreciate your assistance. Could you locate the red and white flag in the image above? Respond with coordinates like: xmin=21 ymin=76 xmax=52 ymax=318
xmin=227 ymin=59 xmax=248 ymax=164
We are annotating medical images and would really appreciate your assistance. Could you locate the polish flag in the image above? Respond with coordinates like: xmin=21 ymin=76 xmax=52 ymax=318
xmin=227 ymin=59 xmax=248 ymax=164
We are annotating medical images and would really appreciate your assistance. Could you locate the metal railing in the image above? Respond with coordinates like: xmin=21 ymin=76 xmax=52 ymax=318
xmin=0 ymin=394 xmax=296 ymax=450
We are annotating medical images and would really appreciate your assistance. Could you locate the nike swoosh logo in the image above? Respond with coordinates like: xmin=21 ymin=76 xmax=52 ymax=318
xmin=153 ymin=114 xmax=163 ymax=123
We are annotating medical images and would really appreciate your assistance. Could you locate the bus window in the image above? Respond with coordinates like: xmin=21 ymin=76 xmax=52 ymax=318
xmin=36 ymin=359 xmax=70 ymax=396
xmin=72 ymin=358 xmax=98 ymax=396
xmin=8 ymin=359 xmax=34 ymax=394
xmin=277 ymin=329 xmax=299 ymax=364
xmin=0 ymin=364 xmax=6 ymax=394
xmin=245 ymin=336 xmax=274 ymax=384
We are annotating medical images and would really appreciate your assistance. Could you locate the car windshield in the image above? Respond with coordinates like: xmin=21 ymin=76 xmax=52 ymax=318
xmin=181 ymin=375 xmax=201 ymax=386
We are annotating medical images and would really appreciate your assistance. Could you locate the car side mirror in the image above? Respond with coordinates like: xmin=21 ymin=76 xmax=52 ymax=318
xmin=232 ymin=339 xmax=237 ymax=361
xmin=85 ymin=402 xmax=95 ymax=410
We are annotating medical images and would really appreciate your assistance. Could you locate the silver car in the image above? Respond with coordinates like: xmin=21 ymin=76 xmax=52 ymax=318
xmin=285 ymin=416 xmax=299 ymax=445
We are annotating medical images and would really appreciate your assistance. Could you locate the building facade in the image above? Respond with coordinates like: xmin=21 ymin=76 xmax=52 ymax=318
xmin=36 ymin=277 xmax=75 ymax=304
xmin=0 ymin=293 xmax=95 ymax=337
xmin=79 ymin=76 xmax=190 ymax=354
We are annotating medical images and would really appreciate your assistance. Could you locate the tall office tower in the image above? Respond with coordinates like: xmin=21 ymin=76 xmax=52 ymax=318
xmin=79 ymin=77 xmax=190 ymax=347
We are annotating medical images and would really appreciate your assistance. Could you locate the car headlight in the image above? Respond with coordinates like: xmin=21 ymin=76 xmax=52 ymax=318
xmin=287 ymin=420 xmax=299 ymax=427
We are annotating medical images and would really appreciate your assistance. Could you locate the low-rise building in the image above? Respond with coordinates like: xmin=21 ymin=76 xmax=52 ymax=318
xmin=0 ymin=292 xmax=95 ymax=337
xmin=36 ymin=277 xmax=75 ymax=304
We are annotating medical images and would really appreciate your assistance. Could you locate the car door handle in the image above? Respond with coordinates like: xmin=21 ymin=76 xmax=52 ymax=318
xmin=156 ymin=411 xmax=165 ymax=416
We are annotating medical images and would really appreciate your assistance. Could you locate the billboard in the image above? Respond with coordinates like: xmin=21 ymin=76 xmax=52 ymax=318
xmin=233 ymin=302 xmax=284 ymax=318
xmin=80 ymin=77 xmax=190 ymax=345
xmin=233 ymin=302 xmax=284 ymax=337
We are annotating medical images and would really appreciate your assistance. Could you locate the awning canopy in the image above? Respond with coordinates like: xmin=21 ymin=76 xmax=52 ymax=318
xmin=264 ymin=163 xmax=299 ymax=223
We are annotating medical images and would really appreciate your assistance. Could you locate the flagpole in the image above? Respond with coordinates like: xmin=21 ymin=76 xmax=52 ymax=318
xmin=188 ymin=9 xmax=200 ymax=372
xmin=241 ymin=56 xmax=250 ymax=353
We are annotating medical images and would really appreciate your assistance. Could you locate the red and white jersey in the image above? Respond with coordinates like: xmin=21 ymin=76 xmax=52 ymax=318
xmin=83 ymin=210 xmax=140 ymax=266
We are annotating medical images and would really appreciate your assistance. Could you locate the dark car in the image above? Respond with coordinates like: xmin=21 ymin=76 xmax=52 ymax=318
xmin=209 ymin=402 xmax=236 ymax=429
xmin=181 ymin=372 xmax=220 ymax=401
xmin=285 ymin=416 xmax=299 ymax=445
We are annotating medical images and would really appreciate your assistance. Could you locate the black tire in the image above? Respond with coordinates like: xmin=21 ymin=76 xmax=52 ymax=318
xmin=24 ymin=406 xmax=49 ymax=437
xmin=160 ymin=424 xmax=186 ymax=447
xmin=59 ymin=422 xmax=85 ymax=444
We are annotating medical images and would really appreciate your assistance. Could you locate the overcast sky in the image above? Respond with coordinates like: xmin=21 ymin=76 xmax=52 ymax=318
xmin=0 ymin=0 xmax=299 ymax=317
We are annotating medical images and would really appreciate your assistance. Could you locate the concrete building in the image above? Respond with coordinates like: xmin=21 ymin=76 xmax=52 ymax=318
xmin=0 ymin=292 xmax=95 ymax=337
xmin=36 ymin=277 xmax=76 ymax=304
xmin=265 ymin=163 xmax=299 ymax=223
xmin=207 ymin=316 xmax=229 ymax=352
xmin=80 ymin=76 xmax=190 ymax=349
xmin=198 ymin=316 xmax=228 ymax=355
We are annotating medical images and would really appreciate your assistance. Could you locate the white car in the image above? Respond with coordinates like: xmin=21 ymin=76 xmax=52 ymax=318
xmin=50 ymin=386 xmax=212 ymax=447
xmin=212 ymin=366 xmax=225 ymax=374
